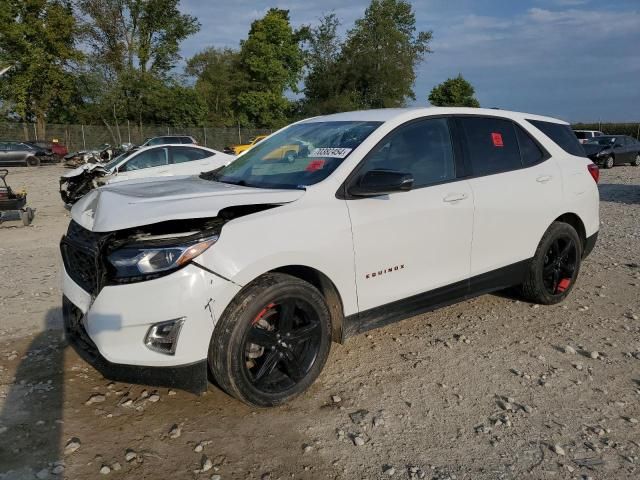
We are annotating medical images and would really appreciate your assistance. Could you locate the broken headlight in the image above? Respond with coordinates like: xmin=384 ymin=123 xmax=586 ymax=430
xmin=107 ymin=235 xmax=218 ymax=280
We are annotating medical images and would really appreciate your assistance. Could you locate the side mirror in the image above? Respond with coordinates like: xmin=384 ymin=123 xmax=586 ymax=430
xmin=348 ymin=169 xmax=414 ymax=197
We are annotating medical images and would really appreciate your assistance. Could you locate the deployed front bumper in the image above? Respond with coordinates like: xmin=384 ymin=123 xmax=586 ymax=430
xmin=62 ymin=262 xmax=242 ymax=393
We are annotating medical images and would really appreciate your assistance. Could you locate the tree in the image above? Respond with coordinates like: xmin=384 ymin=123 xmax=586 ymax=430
xmin=186 ymin=48 xmax=242 ymax=126
xmin=0 ymin=0 xmax=83 ymax=137
xmin=78 ymin=0 xmax=201 ymax=127
xmin=236 ymin=8 xmax=308 ymax=127
xmin=339 ymin=0 xmax=432 ymax=109
xmin=428 ymin=74 xmax=480 ymax=107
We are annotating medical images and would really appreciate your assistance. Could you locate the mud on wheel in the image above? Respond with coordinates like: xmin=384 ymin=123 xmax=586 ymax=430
xmin=521 ymin=222 xmax=582 ymax=305
xmin=209 ymin=273 xmax=331 ymax=407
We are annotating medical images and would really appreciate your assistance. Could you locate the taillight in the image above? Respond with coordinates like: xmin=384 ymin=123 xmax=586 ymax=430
xmin=588 ymin=163 xmax=599 ymax=183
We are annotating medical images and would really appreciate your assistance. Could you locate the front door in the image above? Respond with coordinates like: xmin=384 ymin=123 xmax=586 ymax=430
xmin=346 ymin=117 xmax=474 ymax=316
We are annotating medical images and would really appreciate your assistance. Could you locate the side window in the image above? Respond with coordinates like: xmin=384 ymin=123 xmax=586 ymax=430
xmin=459 ymin=117 xmax=521 ymax=176
xmin=515 ymin=124 xmax=545 ymax=167
xmin=121 ymin=148 xmax=168 ymax=171
xmin=527 ymin=120 xmax=586 ymax=157
xmin=180 ymin=137 xmax=194 ymax=144
xmin=360 ymin=118 xmax=455 ymax=188
xmin=171 ymin=147 xmax=211 ymax=164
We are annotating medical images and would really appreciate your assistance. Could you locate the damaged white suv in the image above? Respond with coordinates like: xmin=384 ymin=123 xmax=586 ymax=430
xmin=61 ymin=108 xmax=600 ymax=406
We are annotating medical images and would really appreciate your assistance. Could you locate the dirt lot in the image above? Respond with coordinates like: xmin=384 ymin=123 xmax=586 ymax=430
xmin=0 ymin=164 xmax=639 ymax=480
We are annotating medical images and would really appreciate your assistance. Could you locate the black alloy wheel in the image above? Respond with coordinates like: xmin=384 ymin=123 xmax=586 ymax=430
xmin=209 ymin=272 xmax=332 ymax=407
xmin=541 ymin=235 xmax=578 ymax=296
xmin=243 ymin=299 xmax=322 ymax=393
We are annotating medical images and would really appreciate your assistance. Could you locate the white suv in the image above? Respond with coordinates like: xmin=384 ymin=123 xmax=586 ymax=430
xmin=61 ymin=108 xmax=600 ymax=406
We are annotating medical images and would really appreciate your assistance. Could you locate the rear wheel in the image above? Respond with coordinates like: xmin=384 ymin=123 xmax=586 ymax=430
xmin=632 ymin=154 xmax=640 ymax=167
xmin=520 ymin=222 xmax=582 ymax=305
xmin=209 ymin=273 xmax=331 ymax=407
xmin=604 ymin=155 xmax=614 ymax=169
xmin=26 ymin=156 xmax=40 ymax=167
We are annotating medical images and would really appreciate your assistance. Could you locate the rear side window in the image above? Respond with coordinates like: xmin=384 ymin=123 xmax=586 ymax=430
xmin=574 ymin=131 xmax=589 ymax=139
xmin=180 ymin=136 xmax=195 ymax=144
xmin=515 ymin=125 xmax=545 ymax=167
xmin=171 ymin=147 xmax=210 ymax=163
xmin=459 ymin=117 xmax=521 ymax=176
xmin=528 ymin=120 xmax=585 ymax=157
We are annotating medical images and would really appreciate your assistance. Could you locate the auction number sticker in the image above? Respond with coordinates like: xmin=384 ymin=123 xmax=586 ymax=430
xmin=309 ymin=147 xmax=352 ymax=158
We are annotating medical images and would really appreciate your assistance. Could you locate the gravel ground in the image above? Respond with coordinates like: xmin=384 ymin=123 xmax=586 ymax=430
xmin=0 ymin=164 xmax=638 ymax=480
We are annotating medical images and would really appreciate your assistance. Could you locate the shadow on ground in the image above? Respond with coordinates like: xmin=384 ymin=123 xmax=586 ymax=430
xmin=0 ymin=308 xmax=65 ymax=479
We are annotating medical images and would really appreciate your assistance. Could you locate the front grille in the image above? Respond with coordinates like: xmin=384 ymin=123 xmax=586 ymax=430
xmin=60 ymin=221 xmax=108 ymax=295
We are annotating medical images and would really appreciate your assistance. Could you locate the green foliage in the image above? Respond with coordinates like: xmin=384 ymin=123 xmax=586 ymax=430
xmin=340 ymin=0 xmax=432 ymax=109
xmin=428 ymin=74 xmax=480 ymax=107
xmin=186 ymin=48 xmax=242 ymax=127
xmin=0 ymin=0 xmax=83 ymax=133
xmin=236 ymin=8 xmax=308 ymax=127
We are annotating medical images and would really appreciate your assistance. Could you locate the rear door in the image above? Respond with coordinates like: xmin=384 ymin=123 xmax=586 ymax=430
xmin=347 ymin=117 xmax=474 ymax=313
xmin=458 ymin=116 xmax=562 ymax=279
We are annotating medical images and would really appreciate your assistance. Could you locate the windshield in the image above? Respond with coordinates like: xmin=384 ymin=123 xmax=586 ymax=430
xmin=104 ymin=151 xmax=134 ymax=171
xmin=585 ymin=136 xmax=617 ymax=145
xmin=211 ymin=121 xmax=382 ymax=189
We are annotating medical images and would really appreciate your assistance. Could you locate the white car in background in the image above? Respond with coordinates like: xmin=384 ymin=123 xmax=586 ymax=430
xmin=573 ymin=129 xmax=605 ymax=144
xmin=60 ymin=144 xmax=234 ymax=204
xmin=61 ymin=108 xmax=599 ymax=407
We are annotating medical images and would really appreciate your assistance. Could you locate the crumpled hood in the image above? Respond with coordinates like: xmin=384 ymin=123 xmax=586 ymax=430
xmin=70 ymin=175 xmax=305 ymax=232
xmin=61 ymin=163 xmax=109 ymax=179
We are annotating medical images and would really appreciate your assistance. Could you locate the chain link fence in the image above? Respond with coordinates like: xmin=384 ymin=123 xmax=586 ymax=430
xmin=0 ymin=123 xmax=273 ymax=152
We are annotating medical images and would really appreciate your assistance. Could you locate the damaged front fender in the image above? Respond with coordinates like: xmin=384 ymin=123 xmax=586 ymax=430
xmin=60 ymin=165 xmax=110 ymax=205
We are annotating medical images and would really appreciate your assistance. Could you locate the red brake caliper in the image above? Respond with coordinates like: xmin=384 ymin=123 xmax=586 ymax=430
xmin=556 ymin=278 xmax=571 ymax=293
xmin=252 ymin=303 xmax=275 ymax=325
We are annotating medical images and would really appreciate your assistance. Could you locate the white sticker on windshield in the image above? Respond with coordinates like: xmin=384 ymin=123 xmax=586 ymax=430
xmin=309 ymin=147 xmax=352 ymax=158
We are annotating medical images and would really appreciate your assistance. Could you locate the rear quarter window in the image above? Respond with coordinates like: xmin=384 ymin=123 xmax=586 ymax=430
xmin=528 ymin=120 xmax=586 ymax=157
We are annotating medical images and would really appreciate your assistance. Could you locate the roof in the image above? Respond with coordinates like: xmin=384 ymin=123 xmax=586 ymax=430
xmin=301 ymin=107 xmax=569 ymax=126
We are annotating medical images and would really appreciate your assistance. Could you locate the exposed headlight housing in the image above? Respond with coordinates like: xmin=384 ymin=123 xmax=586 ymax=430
xmin=107 ymin=235 xmax=218 ymax=281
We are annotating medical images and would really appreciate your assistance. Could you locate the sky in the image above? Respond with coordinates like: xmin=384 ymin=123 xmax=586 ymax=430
xmin=179 ymin=0 xmax=640 ymax=122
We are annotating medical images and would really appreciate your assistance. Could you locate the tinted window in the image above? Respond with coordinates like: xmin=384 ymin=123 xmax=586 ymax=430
xmin=459 ymin=117 xmax=521 ymax=176
xmin=528 ymin=120 xmax=585 ymax=157
xmin=574 ymin=131 xmax=589 ymax=139
xmin=515 ymin=125 xmax=545 ymax=166
xmin=360 ymin=118 xmax=455 ymax=188
xmin=122 ymin=148 xmax=168 ymax=171
xmin=179 ymin=136 xmax=195 ymax=144
xmin=171 ymin=147 xmax=210 ymax=163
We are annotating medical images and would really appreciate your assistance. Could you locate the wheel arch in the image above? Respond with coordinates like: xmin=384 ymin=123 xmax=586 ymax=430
xmin=269 ymin=265 xmax=346 ymax=344
xmin=553 ymin=212 xmax=586 ymax=254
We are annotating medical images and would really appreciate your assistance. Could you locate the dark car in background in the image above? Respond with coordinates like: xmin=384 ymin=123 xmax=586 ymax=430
xmin=141 ymin=135 xmax=197 ymax=146
xmin=28 ymin=140 xmax=68 ymax=159
xmin=583 ymin=135 xmax=640 ymax=168
xmin=0 ymin=141 xmax=54 ymax=166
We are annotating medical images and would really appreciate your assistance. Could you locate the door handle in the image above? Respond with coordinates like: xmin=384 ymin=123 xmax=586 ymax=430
xmin=443 ymin=193 xmax=468 ymax=203
xmin=536 ymin=175 xmax=552 ymax=183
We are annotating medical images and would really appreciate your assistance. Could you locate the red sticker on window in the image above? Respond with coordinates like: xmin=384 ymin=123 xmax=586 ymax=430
xmin=491 ymin=132 xmax=504 ymax=147
xmin=305 ymin=159 xmax=325 ymax=172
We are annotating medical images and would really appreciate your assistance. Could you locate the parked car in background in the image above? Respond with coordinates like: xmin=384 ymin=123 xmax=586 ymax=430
xmin=0 ymin=141 xmax=53 ymax=166
xmin=60 ymin=144 xmax=233 ymax=204
xmin=27 ymin=140 xmax=68 ymax=159
xmin=573 ymin=129 xmax=604 ymax=144
xmin=224 ymin=134 xmax=268 ymax=155
xmin=583 ymin=135 xmax=640 ymax=168
xmin=141 ymin=135 xmax=197 ymax=146
xmin=60 ymin=107 xmax=599 ymax=406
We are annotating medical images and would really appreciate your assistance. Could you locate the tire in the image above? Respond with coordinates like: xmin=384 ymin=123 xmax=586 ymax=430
xmin=26 ymin=156 xmax=40 ymax=167
xmin=632 ymin=154 xmax=640 ymax=167
xmin=603 ymin=155 xmax=614 ymax=169
xmin=209 ymin=273 xmax=332 ymax=407
xmin=520 ymin=222 xmax=582 ymax=305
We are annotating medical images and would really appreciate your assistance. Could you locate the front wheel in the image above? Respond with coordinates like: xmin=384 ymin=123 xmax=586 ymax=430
xmin=209 ymin=273 xmax=332 ymax=407
xmin=26 ymin=156 xmax=40 ymax=167
xmin=520 ymin=222 xmax=582 ymax=305
xmin=632 ymin=154 xmax=640 ymax=167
